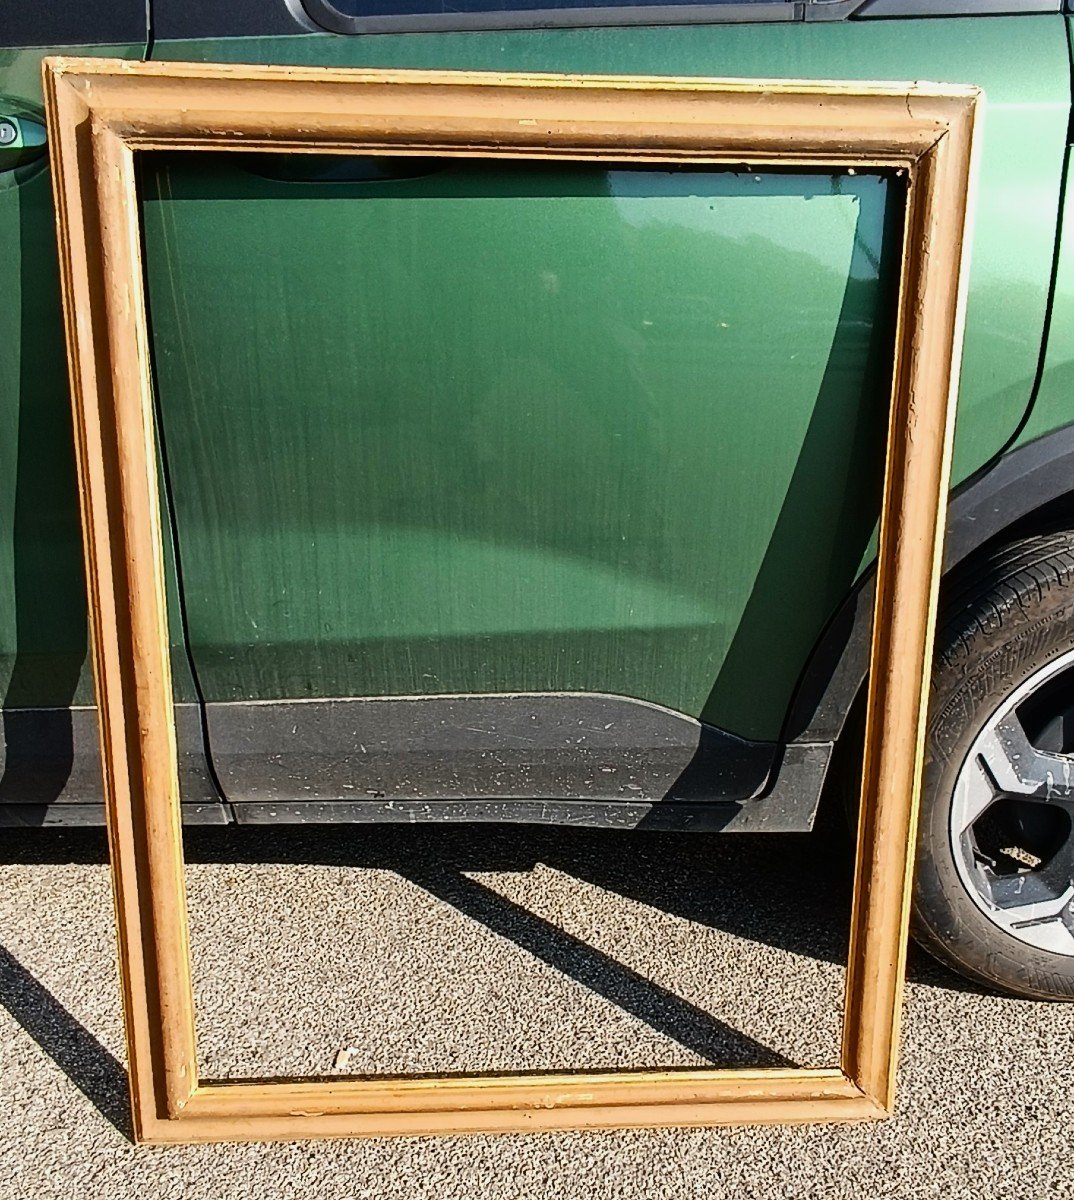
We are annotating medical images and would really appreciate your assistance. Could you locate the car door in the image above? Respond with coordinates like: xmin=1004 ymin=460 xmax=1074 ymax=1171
xmin=142 ymin=1 xmax=1071 ymax=817
xmin=0 ymin=6 xmax=225 ymax=822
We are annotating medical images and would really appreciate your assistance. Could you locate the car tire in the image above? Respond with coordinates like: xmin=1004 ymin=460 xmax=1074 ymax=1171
xmin=913 ymin=530 xmax=1074 ymax=1000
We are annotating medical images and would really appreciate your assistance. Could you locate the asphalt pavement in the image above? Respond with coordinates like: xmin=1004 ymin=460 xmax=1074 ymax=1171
xmin=0 ymin=820 xmax=1070 ymax=1199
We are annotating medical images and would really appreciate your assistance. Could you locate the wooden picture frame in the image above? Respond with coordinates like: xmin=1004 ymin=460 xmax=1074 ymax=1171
xmin=42 ymin=57 xmax=980 ymax=1144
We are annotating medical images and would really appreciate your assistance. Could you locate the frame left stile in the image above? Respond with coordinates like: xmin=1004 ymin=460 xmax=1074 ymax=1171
xmin=42 ymin=57 xmax=980 ymax=1144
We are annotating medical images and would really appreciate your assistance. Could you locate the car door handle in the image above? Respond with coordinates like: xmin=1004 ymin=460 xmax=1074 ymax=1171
xmin=0 ymin=116 xmax=46 ymax=171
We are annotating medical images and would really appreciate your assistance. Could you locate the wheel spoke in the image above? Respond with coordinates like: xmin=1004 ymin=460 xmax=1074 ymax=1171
xmin=983 ymin=869 xmax=1074 ymax=954
xmin=947 ymin=707 xmax=1072 ymax=835
xmin=987 ymin=709 xmax=1074 ymax=797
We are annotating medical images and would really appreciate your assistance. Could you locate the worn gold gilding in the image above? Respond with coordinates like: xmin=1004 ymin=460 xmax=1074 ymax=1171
xmin=42 ymin=58 xmax=979 ymax=1143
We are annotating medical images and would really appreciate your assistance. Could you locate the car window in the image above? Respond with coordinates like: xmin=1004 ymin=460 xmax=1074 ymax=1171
xmin=2 ymin=0 xmax=146 ymax=48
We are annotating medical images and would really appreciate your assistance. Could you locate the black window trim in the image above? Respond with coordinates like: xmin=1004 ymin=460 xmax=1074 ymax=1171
xmin=302 ymin=0 xmax=798 ymax=34
xmin=824 ymin=0 xmax=1058 ymax=18
xmin=301 ymin=0 xmax=1056 ymax=35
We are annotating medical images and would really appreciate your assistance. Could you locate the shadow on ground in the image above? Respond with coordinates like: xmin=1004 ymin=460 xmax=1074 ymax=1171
xmin=0 ymin=819 xmax=987 ymax=1139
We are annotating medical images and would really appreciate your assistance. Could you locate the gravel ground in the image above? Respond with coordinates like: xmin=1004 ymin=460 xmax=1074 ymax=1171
xmin=0 ymin=821 xmax=1070 ymax=1199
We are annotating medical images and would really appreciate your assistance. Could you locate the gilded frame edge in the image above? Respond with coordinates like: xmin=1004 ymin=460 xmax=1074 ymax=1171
xmin=41 ymin=57 xmax=981 ymax=1144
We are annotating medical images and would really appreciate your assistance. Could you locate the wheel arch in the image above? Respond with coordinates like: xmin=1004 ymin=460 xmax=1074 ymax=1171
xmin=784 ymin=422 xmax=1074 ymax=746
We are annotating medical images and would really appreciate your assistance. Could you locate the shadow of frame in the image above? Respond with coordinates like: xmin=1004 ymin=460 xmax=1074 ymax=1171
xmin=0 ymin=817 xmax=988 ymax=1132
xmin=0 ymin=941 xmax=131 ymax=1140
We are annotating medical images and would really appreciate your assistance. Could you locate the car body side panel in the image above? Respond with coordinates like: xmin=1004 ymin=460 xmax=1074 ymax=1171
xmin=153 ymin=17 xmax=1072 ymax=487
xmin=145 ymin=18 xmax=1070 ymax=754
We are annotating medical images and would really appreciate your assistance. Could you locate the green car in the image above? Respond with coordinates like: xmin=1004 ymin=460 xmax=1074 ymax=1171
xmin=4 ymin=1 xmax=1074 ymax=1002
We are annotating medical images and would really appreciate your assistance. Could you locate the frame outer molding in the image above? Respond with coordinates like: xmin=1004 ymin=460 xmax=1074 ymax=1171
xmin=42 ymin=58 xmax=979 ymax=1143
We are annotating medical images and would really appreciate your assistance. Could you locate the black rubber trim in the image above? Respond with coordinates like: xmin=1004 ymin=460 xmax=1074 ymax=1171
xmin=0 ymin=698 xmax=830 ymax=830
xmin=0 ymin=704 xmax=219 ymax=808
xmin=228 ymin=741 xmax=830 ymax=832
xmin=786 ymin=423 xmax=1074 ymax=744
xmin=203 ymin=692 xmax=781 ymax=805
xmin=0 ymin=802 xmax=229 ymax=827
